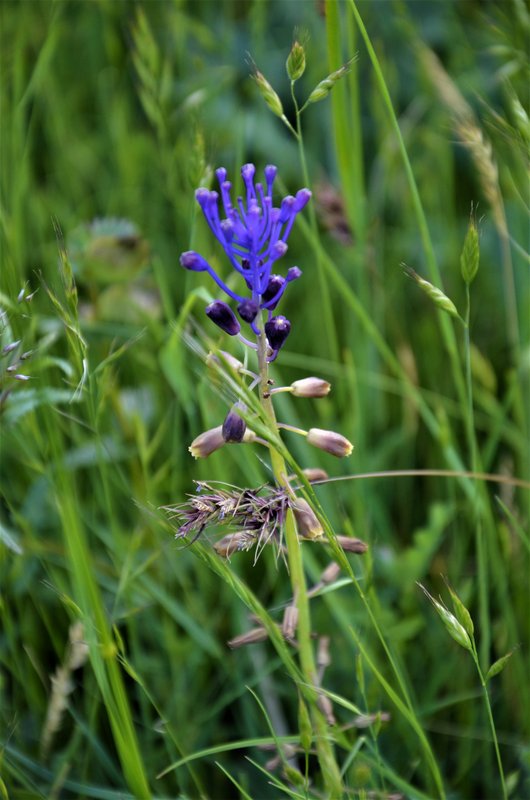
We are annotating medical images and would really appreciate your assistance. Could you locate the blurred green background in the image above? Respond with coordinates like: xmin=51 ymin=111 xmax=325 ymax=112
xmin=1 ymin=1 xmax=528 ymax=798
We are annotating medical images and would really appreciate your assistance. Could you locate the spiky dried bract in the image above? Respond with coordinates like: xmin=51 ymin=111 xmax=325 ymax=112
xmin=291 ymin=377 xmax=331 ymax=397
xmin=460 ymin=217 xmax=480 ymax=285
xmin=307 ymin=428 xmax=353 ymax=457
xmin=404 ymin=266 xmax=459 ymax=319
xmin=286 ymin=40 xmax=306 ymax=81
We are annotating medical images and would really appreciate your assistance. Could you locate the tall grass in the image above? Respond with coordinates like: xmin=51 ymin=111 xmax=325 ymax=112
xmin=1 ymin=1 xmax=528 ymax=798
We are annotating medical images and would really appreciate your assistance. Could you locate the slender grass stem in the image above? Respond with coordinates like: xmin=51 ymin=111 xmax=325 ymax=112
xmin=470 ymin=642 xmax=508 ymax=800
xmin=290 ymin=82 xmax=340 ymax=365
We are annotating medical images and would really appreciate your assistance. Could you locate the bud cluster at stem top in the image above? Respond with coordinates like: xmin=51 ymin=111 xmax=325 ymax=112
xmin=180 ymin=164 xmax=311 ymax=359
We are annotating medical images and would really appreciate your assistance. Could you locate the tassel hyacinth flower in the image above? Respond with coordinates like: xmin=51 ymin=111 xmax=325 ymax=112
xmin=181 ymin=163 xmax=310 ymax=360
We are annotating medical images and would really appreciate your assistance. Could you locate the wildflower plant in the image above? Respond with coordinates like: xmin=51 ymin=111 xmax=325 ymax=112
xmin=171 ymin=160 xmax=362 ymax=793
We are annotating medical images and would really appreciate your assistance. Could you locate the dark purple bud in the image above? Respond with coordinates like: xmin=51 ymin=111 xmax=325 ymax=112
xmin=286 ymin=266 xmax=302 ymax=282
xmin=237 ymin=298 xmax=259 ymax=323
xmin=180 ymin=251 xmax=209 ymax=272
xmin=262 ymin=275 xmax=285 ymax=308
xmin=205 ymin=301 xmax=240 ymax=335
xmin=265 ymin=315 xmax=291 ymax=350
xmin=222 ymin=407 xmax=247 ymax=442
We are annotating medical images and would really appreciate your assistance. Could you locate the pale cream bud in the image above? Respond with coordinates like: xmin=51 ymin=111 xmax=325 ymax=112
xmin=188 ymin=426 xmax=225 ymax=458
xmin=307 ymin=428 xmax=353 ymax=457
xmin=291 ymin=377 xmax=331 ymax=397
xmin=292 ymin=498 xmax=324 ymax=539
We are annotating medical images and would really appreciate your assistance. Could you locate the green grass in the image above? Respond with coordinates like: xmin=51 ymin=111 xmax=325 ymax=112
xmin=1 ymin=1 xmax=529 ymax=798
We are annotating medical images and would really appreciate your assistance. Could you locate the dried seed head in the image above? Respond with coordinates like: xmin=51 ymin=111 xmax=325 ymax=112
xmin=316 ymin=692 xmax=335 ymax=725
xmin=282 ymin=605 xmax=299 ymax=640
xmin=290 ymin=377 xmax=331 ymax=398
xmin=335 ymin=535 xmax=368 ymax=554
xmin=320 ymin=561 xmax=341 ymax=585
xmin=292 ymin=497 xmax=323 ymax=539
xmin=317 ymin=636 xmax=331 ymax=670
xmin=228 ymin=627 xmax=269 ymax=648
xmin=307 ymin=428 xmax=353 ymax=458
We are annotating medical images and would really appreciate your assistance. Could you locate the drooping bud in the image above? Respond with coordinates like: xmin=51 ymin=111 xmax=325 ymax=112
xmin=307 ymin=428 xmax=353 ymax=457
xmin=252 ymin=69 xmax=284 ymax=118
xmin=205 ymin=300 xmax=241 ymax=335
xmin=265 ymin=315 xmax=291 ymax=351
xmin=222 ymin=406 xmax=247 ymax=442
xmin=291 ymin=377 xmax=331 ymax=398
xmin=286 ymin=40 xmax=306 ymax=81
xmin=404 ymin=266 xmax=459 ymax=319
xmin=237 ymin=298 xmax=259 ymax=323
xmin=180 ymin=251 xmax=209 ymax=271
xmin=188 ymin=426 xmax=225 ymax=458
xmin=460 ymin=216 xmax=479 ymax=285
xmin=306 ymin=59 xmax=354 ymax=105
xmin=292 ymin=497 xmax=324 ymax=539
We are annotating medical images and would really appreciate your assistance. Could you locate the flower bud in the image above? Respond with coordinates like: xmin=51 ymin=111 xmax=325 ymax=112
xmin=261 ymin=275 xmax=285 ymax=308
xmin=286 ymin=266 xmax=302 ymax=282
xmin=188 ymin=426 xmax=225 ymax=458
xmin=282 ymin=605 xmax=298 ymax=639
xmin=292 ymin=498 xmax=323 ymax=539
xmin=291 ymin=377 xmax=331 ymax=398
xmin=237 ymin=298 xmax=259 ymax=323
xmin=205 ymin=300 xmax=241 ymax=335
xmin=307 ymin=428 xmax=353 ymax=457
xmin=180 ymin=251 xmax=209 ymax=271
xmin=228 ymin=627 xmax=269 ymax=648
xmin=265 ymin=315 xmax=291 ymax=351
xmin=222 ymin=407 xmax=246 ymax=442
xmin=286 ymin=40 xmax=306 ymax=81
xmin=252 ymin=69 xmax=284 ymax=117
xmin=335 ymin=536 xmax=368 ymax=554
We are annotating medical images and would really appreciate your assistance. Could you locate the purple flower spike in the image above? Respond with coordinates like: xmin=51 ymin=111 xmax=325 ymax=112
xmin=206 ymin=301 xmax=241 ymax=335
xmin=265 ymin=315 xmax=291 ymax=351
xmin=181 ymin=165 xmax=311 ymax=353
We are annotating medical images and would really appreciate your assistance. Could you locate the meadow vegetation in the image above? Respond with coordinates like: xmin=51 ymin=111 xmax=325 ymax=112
xmin=1 ymin=1 xmax=529 ymax=798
